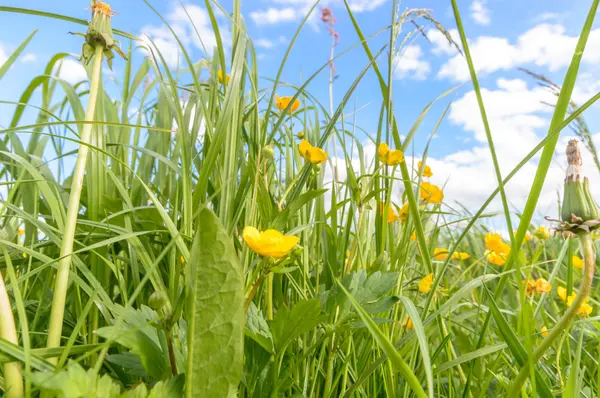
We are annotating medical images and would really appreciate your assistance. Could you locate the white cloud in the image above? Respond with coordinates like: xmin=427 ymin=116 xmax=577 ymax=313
xmin=393 ymin=45 xmax=430 ymax=80
xmin=255 ymin=39 xmax=275 ymax=49
xmin=21 ymin=53 xmax=36 ymax=63
xmin=141 ymin=4 xmax=230 ymax=68
xmin=55 ymin=58 xmax=88 ymax=85
xmin=348 ymin=0 xmax=388 ymax=12
xmin=250 ymin=7 xmax=296 ymax=26
xmin=428 ymin=28 xmax=460 ymax=56
xmin=470 ymin=0 xmax=491 ymax=26
xmin=438 ymin=24 xmax=600 ymax=82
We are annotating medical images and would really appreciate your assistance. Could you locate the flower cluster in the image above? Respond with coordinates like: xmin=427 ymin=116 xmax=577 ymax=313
xmin=522 ymin=278 xmax=552 ymax=296
xmin=557 ymin=286 xmax=593 ymax=316
xmin=485 ymin=232 xmax=510 ymax=266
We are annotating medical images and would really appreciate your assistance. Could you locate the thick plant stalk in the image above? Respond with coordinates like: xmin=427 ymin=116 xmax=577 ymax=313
xmin=0 ymin=271 xmax=23 ymax=397
xmin=508 ymin=232 xmax=596 ymax=395
xmin=46 ymin=45 xmax=104 ymax=357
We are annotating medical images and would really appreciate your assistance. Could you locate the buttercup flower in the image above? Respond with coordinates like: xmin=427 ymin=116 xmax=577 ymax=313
xmin=380 ymin=204 xmax=399 ymax=223
xmin=218 ymin=69 xmax=230 ymax=84
xmin=399 ymin=203 xmax=409 ymax=223
xmin=451 ymin=252 xmax=470 ymax=260
xmin=418 ymin=273 xmax=434 ymax=293
xmin=418 ymin=161 xmax=432 ymax=178
xmin=487 ymin=251 xmax=507 ymax=266
xmin=276 ymin=94 xmax=300 ymax=113
xmin=298 ymin=140 xmax=328 ymax=164
xmin=378 ymin=143 xmax=404 ymax=166
xmin=523 ymin=279 xmax=536 ymax=296
xmin=534 ymin=226 xmax=550 ymax=240
xmin=513 ymin=231 xmax=532 ymax=245
xmin=420 ymin=182 xmax=444 ymax=204
xmin=243 ymin=226 xmax=299 ymax=258
xmin=566 ymin=293 xmax=593 ymax=316
xmin=557 ymin=286 xmax=567 ymax=301
xmin=541 ymin=326 xmax=549 ymax=337
xmin=18 ymin=228 xmax=24 ymax=236
xmin=403 ymin=316 xmax=414 ymax=329
xmin=535 ymin=278 xmax=552 ymax=294
xmin=433 ymin=248 xmax=449 ymax=260
xmin=572 ymin=255 xmax=584 ymax=270
xmin=411 ymin=232 xmax=417 ymax=241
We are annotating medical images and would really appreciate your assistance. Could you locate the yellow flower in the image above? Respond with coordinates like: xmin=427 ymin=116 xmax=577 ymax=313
xmin=403 ymin=316 xmax=414 ymax=329
xmin=557 ymin=286 xmax=567 ymax=301
xmin=378 ymin=143 xmax=405 ymax=166
xmin=411 ymin=232 xmax=416 ymax=241
xmin=534 ymin=278 xmax=552 ymax=294
xmin=298 ymin=140 xmax=328 ymax=164
xmin=22 ymin=252 xmax=28 ymax=259
xmin=18 ymin=228 xmax=24 ymax=236
xmin=243 ymin=226 xmax=299 ymax=258
xmin=179 ymin=256 xmax=185 ymax=264
xmin=522 ymin=279 xmax=536 ymax=296
xmin=433 ymin=248 xmax=449 ymax=260
xmin=566 ymin=294 xmax=593 ymax=316
xmin=399 ymin=203 xmax=409 ymax=223
xmin=451 ymin=252 xmax=470 ymax=260
xmin=276 ymin=94 xmax=300 ymax=113
xmin=420 ymin=182 xmax=444 ymax=204
xmin=380 ymin=204 xmax=399 ymax=223
xmin=218 ymin=69 xmax=230 ymax=84
xmin=418 ymin=161 xmax=432 ymax=178
xmin=418 ymin=273 xmax=434 ymax=293
xmin=572 ymin=255 xmax=584 ymax=270
xmin=513 ymin=231 xmax=532 ymax=245
xmin=541 ymin=326 xmax=549 ymax=337
xmin=487 ymin=251 xmax=507 ymax=266
xmin=534 ymin=226 xmax=550 ymax=240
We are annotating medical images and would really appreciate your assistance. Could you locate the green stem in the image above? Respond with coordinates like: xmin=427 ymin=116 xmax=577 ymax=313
xmin=267 ymin=272 xmax=274 ymax=320
xmin=508 ymin=232 xmax=596 ymax=395
xmin=46 ymin=45 xmax=104 ymax=359
xmin=0 ymin=269 xmax=23 ymax=397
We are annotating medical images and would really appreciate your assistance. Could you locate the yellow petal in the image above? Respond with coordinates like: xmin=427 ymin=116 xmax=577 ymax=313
xmin=298 ymin=140 xmax=312 ymax=158
xmin=307 ymin=147 xmax=328 ymax=164
xmin=378 ymin=143 xmax=389 ymax=162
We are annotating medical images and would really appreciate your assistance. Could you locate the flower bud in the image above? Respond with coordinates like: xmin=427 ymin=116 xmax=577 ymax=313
xmin=296 ymin=131 xmax=305 ymax=139
xmin=148 ymin=291 xmax=169 ymax=311
xmin=263 ymin=144 xmax=275 ymax=160
xmin=561 ymin=139 xmax=599 ymax=223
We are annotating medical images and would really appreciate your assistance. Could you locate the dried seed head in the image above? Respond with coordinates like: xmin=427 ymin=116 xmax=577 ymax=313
xmin=566 ymin=139 xmax=582 ymax=181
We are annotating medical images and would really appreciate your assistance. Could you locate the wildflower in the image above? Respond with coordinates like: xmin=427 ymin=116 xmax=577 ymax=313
xmin=276 ymin=94 xmax=300 ymax=113
xmin=535 ymin=278 xmax=552 ymax=294
xmin=534 ymin=226 xmax=550 ymax=240
xmin=403 ymin=316 xmax=414 ymax=329
xmin=566 ymin=294 xmax=593 ymax=316
xmin=451 ymin=252 xmax=470 ymax=260
xmin=399 ymin=203 xmax=409 ymax=223
xmin=418 ymin=273 xmax=434 ymax=294
xmin=572 ymin=255 xmax=584 ymax=270
xmin=179 ymin=256 xmax=185 ymax=264
xmin=513 ymin=231 xmax=532 ymax=245
xmin=18 ymin=228 xmax=24 ymax=236
xmin=418 ymin=161 xmax=432 ymax=178
xmin=378 ymin=143 xmax=404 ymax=166
xmin=420 ymin=182 xmax=444 ymax=204
xmin=298 ymin=140 xmax=328 ymax=164
xmin=433 ymin=248 xmax=449 ymax=260
xmin=487 ymin=251 xmax=507 ymax=266
xmin=380 ymin=204 xmax=399 ymax=223
xmin=522 ymin=279 xmax=536 ymax=296
xmin=243 ymin=226 xmax=299 ymax=258
xmin=541 ymin=326 xmax=549 ymax=337
xmin=557 ymin=286 xmax=567 ymax=302
xmin=81 ymin=1 xmax=126 ymax=68
xmin=22 ymin=252 xmax=28 ymax=259
xmin=411 ymin=232 xmax=416 ymax=241
xmin=218 ymin=69 xmax=230 ymax=84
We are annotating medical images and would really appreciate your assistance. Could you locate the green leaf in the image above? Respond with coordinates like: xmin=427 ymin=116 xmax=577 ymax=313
xmin=0 ymin=29 xmax=37 ymax=81
xmin=485 ymin=289 xmax=554 ymax=397
xmin=272 ymin=188 xmax=328 ymax=229
xmin=271 ymin=298 xmax=324 ymax=353
xmin=245 ymin=303 xmax=274 ymax=354
xmin=186 ymin=207 xmax=244 ymax=398
xmin=336 ymin=281 xmax=428 ymax=398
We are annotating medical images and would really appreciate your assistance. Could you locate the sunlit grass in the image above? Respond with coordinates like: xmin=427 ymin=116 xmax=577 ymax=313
xmin=0 ymin=0 xmax=599 ymax=397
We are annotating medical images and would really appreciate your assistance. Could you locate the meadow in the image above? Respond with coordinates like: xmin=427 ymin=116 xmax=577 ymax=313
xmin=1 ymin=0 xmax=600 ymax=397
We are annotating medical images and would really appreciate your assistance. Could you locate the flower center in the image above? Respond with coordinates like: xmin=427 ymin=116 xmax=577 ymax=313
xmin=92 ymin=1 xmax=116 ymax=17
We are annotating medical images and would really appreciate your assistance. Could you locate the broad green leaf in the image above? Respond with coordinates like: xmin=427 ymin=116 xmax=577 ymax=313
xmin=245 ymin=303 xmax=274 ymax=354
xmin=271 ymin=298 xmax=324 ymax=353
xmin=186 ymin=207 xmax=244 ymax=398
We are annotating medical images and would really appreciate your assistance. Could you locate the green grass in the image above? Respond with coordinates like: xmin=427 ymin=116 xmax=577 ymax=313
xmin=1 ymin=0 xmax=600 ymax=397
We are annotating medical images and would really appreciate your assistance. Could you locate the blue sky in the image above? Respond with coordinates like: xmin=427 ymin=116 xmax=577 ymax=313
xmin=1 ymin=0 xmax=600 ymax=226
